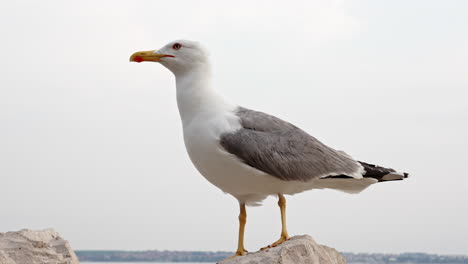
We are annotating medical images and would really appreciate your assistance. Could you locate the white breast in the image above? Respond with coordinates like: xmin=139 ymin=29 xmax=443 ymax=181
xmin=182 ymin=107 xmax=245 ymax=190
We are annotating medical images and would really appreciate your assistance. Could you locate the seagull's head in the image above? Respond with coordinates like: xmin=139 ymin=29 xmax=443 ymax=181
xmin=130 ymin=40 xmax=210 ymax=75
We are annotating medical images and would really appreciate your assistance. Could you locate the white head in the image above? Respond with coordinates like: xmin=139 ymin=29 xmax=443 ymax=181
xmin=130 ymin=40 xmax=210 ymax=76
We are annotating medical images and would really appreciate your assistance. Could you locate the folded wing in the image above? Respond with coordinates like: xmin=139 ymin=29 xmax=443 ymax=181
xmin=219 ymin=107 xmax=365 ymax=182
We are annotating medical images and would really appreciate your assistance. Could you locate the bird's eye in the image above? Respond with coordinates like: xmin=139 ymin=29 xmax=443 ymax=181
xmin=172 ymin=43 xmax=182 ymax=50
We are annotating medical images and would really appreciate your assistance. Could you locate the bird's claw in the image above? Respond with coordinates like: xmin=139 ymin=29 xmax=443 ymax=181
xmin=218 ymin=249 xmax=248 ymax=263
xmin=260 ymin=235 xmax=290 ymax=251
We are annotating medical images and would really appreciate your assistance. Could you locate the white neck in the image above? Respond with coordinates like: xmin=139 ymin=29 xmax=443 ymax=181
xmin=174 ymin=66 xmax=235 ymax=126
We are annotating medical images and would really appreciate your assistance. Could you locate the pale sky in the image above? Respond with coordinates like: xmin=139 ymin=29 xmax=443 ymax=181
xmin=1 ymin=0 xmax=467 ymax=255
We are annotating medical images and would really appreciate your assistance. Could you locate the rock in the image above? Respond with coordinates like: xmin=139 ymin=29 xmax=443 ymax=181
xmin=0 ymin=228 xmax=80 ymax=264
xmin=219 ymin=235 xmax=346 ymax=264
xmin=0 ymin=251 xmax=15 ymax=264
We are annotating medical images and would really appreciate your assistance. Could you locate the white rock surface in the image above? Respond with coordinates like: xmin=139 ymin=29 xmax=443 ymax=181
xmin=0 ymin=229 xmax=80 ymax=264
xmin=219 ymin=235 xmax=346 ymax=264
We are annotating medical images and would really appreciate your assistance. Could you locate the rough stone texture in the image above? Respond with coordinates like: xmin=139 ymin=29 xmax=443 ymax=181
xmin=219 ymin=235 xmax=346 ymax=264
xmin=0 ymin=229 xmax=80 ymax=264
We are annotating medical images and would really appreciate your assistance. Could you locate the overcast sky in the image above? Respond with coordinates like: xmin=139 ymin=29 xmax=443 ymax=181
xmin=1 ymin=0 xmax=467 ymax=255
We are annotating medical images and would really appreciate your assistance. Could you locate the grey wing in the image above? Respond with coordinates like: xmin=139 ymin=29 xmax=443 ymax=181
xmin=219 ymin=107 xmax=364 ymax=182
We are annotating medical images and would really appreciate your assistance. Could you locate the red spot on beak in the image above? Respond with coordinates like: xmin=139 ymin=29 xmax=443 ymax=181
xmin=134 ymin=56 xmax=144 ymax=63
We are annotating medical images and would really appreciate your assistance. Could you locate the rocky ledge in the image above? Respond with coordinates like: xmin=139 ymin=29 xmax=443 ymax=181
xmin=0 ymin=229 xmax=79 ymax=264
xmin=0 ymin=229 xmax=345 ymax=264
xmin=219 ymin=235 xmax=346 ymax=264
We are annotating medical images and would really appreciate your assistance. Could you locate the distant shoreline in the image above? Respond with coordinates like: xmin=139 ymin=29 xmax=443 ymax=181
xmin=76 ymin=250 xmax=468 ymax=263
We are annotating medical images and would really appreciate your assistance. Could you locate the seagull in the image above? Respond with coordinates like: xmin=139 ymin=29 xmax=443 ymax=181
xmin=130 ymin=40 xmax=409 ymax=259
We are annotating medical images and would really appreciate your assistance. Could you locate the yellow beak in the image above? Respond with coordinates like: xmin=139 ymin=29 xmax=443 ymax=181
xmin=129 ymin=50 xmax=174 ymax=63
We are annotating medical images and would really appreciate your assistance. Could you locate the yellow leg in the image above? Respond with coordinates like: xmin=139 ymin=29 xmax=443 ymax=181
xmin=261 ymin=194 xmax=290 ymax=250
xmin=222 ymin=203 xmax=248 ymax=261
